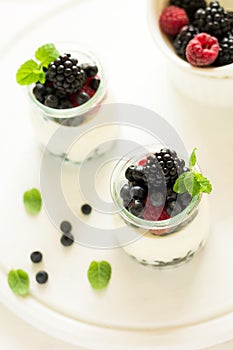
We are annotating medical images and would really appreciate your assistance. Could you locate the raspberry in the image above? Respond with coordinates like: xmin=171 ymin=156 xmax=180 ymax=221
xmin=159 ymin=6 xmax=189 ymax=36
xmin=186 ymin=33 xmax=220 ymax=66
xmin=170 ymin=0 xmax=207 ymax=19
xmin=173 ymin=25 xmax=199 ymax=59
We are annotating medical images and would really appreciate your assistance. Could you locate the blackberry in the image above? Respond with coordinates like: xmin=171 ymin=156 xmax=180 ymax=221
xmin=46 ymin=54 xmax=87 ymax=95
xmin=170 ymin=0 xmax=207 ymax=19
xmin=173 ymin=25 xmax=199 ymax=59
xmin=194 ymin=1 xmax=233 ymax=38
xmin=144 ymin=148 xmax=185 ymax=189
xmin=215 ymin=30 xmax=233 ymax=66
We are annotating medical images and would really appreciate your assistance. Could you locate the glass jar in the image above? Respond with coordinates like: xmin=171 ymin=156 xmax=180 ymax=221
xmin=110 ymin=145 xmax=210 ymax=268
xmin=27 ymin=42 xmax=114 ymax=163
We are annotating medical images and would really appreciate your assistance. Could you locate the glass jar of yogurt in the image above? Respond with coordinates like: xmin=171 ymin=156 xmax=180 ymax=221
xmin=27 ymin=42 xmax=115 ymax=163
xmin=110 ymin=145 xmax=210 ymax=268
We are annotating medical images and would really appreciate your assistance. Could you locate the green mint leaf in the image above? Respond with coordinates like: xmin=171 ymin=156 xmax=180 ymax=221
xmin=16 ymin=59 xmax=44 ymax=85
xmin=87 ymin=261 xmax=112 ymax=290
xmin=23 ymin=188 xmax=42 ymax=215
xmin=35 ymin=43 xmax=60 ymax=68
xmin=189 ymin=147 xmax=197 ymax=168
xmin=194 ymin=173 xmax=212 ymax=194
xmin=173 ymin=172 xmax=188 ymax=193
xmin=184 ymin=171 xmax=200 ymax=196
xmin=8 ymin=269 xmax=30 ymax=296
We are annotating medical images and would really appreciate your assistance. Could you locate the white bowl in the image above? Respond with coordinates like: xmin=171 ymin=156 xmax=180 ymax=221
xmin=148 ymin=0 xmax=233 ymax=107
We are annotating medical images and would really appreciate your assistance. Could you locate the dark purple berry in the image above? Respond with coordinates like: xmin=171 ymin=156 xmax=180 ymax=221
xmin=81 ymin=204 xmax=92 ymax=215
xmin=120 ymin=184 xmax=131 ymax=201
xmin=130 ymin=186 xmax=147 ymax=200
xmin=76 ymin=91 xmax=90 ymax=105
xmin=60 ymin=233 xmax=74 ymax=246
xmin=82 ymin=65 xmax=98 ymax=78
xmin=44 ymin=94 xmax=59 ymax=108
xmin=60 ymin=220 xmax=72 ymax=234
xmin=36 ymin=271 xmax=48 ymax=284
xmin=89 ymin=78 xmax=100 ymax=91
xmin=30 ymin=251 xmax=42 ymax=263
xmin=128 ymin=200 xmax=145 ymax=217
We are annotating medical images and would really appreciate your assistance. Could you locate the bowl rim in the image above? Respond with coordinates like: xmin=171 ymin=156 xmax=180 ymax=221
xmin=147 ymin=0 xmax=233 ymax=78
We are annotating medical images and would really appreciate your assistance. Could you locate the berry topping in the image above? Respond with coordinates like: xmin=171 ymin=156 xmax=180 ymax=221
xmin=186 ymin=33 xmax=220 ymax=66
xmin=159 ymin=6 xmax=189 ymax=36
xmin=30 ymin=251 xmax=43 ymax=263
xmin=81 ymin=64 xmax=98 ymax=78
xmin=194 ymin=1 xmax=233 ymax=39
xmin=81 ymin=204 xmax=92 ymax=215
xmin=173 ymin=25 xmax=199 ymax=59
xmin=36 ymin=271 xmax=48 ymax=284
xmin=60 ymin=233 xmax=74 ymax=246
xmin=60 ymin=220 xmax=72 ymax=234
xmin=89 ymin=78 xmax=101 ymax=91
xmin=46 ymin=54 xmax=87 ymax=95
xmin=170 ymin=0 xmax=207 ymax=19
xmin=76 ymin=91 xmax=90 ymax=105
xmin=215 ymin=31 xmax=233 ymax=66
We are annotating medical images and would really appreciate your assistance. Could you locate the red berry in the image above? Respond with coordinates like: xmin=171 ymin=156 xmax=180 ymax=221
xmin=138 ymin=158 xmax=147 ymax=166
xmin=186 ymin=33 xmax=219 ymax=67
xmin=159 ymin=6 xmax=188 ymax=36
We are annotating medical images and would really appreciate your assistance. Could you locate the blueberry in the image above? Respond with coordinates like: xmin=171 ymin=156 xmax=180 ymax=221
xmin=33 ymin=83 xmax=46 ymax=102
xmin=76 ymin=91 xmax=90 ymax=105
xmin=60 ymin=99 xmax=73 ymax=109
xmin=129 ymin=200 xmax=144 ymax=217
xmin=60 ymin=233 xmax=74 ymax=247
xmin=81 ymin=204 xmax=92 ymax=215
xmin=30 ymin=251 xmax=42 ymax=263
xmin=130 ymin=186 xmax=147 ymax=200
xmin=178 ymin=192 xmax=192 ymax=207
xmin=44 ymin=94 xmax=59 ymax=108
xmin=149 ymin=191 xmax=165 ymax=207
xmin=132 ymin=166 xmax=145 ymax=182
xmin=36 ymin=271 xmax=48 ymax=284
xmin=60 ymin=220 xmax=72 ymax=234
xmin=166 ymin=201 xmax=182 ymax=217
xmin=125 ymin=165 xmax=136 ymax=182
xmin=84 ymin=65 xmax=98 ymax=78
xmin=89 ymin=78 xmax=100 ymax=91
xmin=120 ymin=184 xmax=131 ymax=201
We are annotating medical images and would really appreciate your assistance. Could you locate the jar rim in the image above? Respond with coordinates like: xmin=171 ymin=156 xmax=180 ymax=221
xmin=27 ymin=43 xmax=107 ymax=118
xmin=110 ymin=144 xmax=201 ymax=230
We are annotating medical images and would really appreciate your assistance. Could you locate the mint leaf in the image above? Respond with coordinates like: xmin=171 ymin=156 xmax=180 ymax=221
xmin=173 ymin=172 xmax=188 ymax=193
xmin=184 ymin=171 xmax=200 ymax=196
xmin=87 ymin=261 xmax=112 ymax=290
xmin=16 ymin=60 xmax=44 ymax=85
xmin=23 ymin=188 xmax=42 ymax=215
xmin=194 ymin=173 xmax=212 ymax=194
xmin=8 ymin=269 xmax=30 ymax=296
xmin=35 ymin=43 xmax=60 ymax=68
xmin=189 ymin=147 xmax=197 ymax=168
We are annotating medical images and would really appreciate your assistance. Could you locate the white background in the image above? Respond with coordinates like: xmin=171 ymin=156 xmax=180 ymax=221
xmin=0 ymin=0 xmax=233 ymax=349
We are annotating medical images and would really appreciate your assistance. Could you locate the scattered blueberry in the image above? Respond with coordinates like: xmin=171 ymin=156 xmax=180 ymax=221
xmin=81 ymin=204 xmax=92 ymax=215
xmin=60 ymin=233 xmax=74 ymax=247
xmin=30 ymin=251 xmax=43 ymax=263
xmin=36 ymin=271 xmax=48 ymax=284
xmin=60 ymin=220 xmax=72 ymax=234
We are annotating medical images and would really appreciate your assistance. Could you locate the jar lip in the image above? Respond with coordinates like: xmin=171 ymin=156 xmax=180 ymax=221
xmin=110 ymin=144 xmax=201 ymax=230
xmin=27 ymin=43 xmax=107 ymax=118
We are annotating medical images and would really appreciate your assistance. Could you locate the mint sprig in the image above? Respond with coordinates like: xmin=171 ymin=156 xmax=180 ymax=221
xmin=23 ymin=188 xmax=42 ymax=215
xmin=87 ymin=261 xmax=112 ymax=290
xmin=8 ymin=269 xmax=30 ymax=296
xmin=173 ymin=148 xmax=212 ymax=197
xmin=16 ymin=43 xmax=60 ymax=86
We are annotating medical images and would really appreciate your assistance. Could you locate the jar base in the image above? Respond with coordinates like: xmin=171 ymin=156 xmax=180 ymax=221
xmin=127 ymin=240 xmax=206 ymax=269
